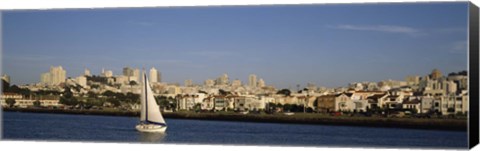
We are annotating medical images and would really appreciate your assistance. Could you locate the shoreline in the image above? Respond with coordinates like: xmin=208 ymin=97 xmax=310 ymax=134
xmin=2 ymin=108 xmax=467 ymax=131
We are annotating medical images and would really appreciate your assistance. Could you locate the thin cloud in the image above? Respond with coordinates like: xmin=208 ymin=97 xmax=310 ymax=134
xmin=185 ymin=50 xmax=235 ymax=58
xmin=3 ymin=54 xmax=56 ymax=62
xmin=435 ymin=27 xmax=466 ymax=34
xmin=333 ymin=24 xmax=423 ymax=36
xmin=127 ymin=20 xmax=155 ymax=27
xmin=449 ymin=41 xmax=467 ymax=54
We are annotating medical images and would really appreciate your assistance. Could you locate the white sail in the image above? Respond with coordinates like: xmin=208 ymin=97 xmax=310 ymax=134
xmin=140 ymin=72 xmax=166 ymax=125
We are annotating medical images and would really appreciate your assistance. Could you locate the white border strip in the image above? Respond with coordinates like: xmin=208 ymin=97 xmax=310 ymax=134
xmin=0 ymin=0 xmax=471 ymax=10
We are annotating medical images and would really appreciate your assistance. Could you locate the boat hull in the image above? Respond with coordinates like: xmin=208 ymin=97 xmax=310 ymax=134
xmin=136 ymin=124 xmax=167 ymax=133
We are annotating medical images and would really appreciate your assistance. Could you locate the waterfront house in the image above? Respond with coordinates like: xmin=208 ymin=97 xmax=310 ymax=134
xmin=402 ymin=98 xmax=421 ymax=113
xmin=1 ymin=96 xmax=60 ymax=108
xmin=420 ymin=96 xmax=434 ymax=113
xmin=201 ymin=96 xmax=215 ymax=111
xmin=316 ymin=93 xmax=350 ymax=113
xmin=213 ymin=96 xmax=228 ymax=111
xmin=384 ymin=95 xmax=403 ymax=109
xmin=432 ymin=97 xmax=443 ymax=114
xmin=435 ymin=93 xmax=468 ymax=115
xmin=366 ymin=93 xmax=389 ymax=109
xmin=336 ymin=93 xmax=353 ymax=112
xmin=457 ymin=92 xmax=468 ymax=114
xmin=351 ymin=99 xmax=369 ymax=112
xmin=351 ymin=91 xmax=385 ymax=100
xmin=316 ymin=94 xmax=336 ymax=113
xmin=233 ymin=95 xmax=265 ymax=111
xmin=1 ymin=92 xmax=23 ymax=107
xmin=295 ymin=95 xmax=317 ymax=109
xmin=178 ymin=93 xmax=206 ymax=111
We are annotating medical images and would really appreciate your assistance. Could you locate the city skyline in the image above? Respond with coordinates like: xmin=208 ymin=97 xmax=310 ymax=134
xmin=2 ymin=2 xmax=469 ymax=88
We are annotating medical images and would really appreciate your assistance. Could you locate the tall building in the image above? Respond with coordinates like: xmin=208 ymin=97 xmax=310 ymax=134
xmin=205 ymin=79 xmax=215 ymax=87
xmin=41 ymin=73 xmax=50 ymax=84
xmin=249 ymin=74 xmax=257 ymax=88
xmin=101 ymin=68 xmax=113 ymax=77
xmin=115 ymin=75 xmax=128 ymax=85
xmin=123 ymin=67 xmax=134 ymax=77
xmin=133 ymin=68 xmax=140 ymax=82
xmin=184 ymin=79 xmax=193 ymax=87
xmin=84 ymin=68 xmax=91 ymax=76
xmin=257 ymin=78 xmax=265 ymax=88
xmin=216 ymin=73 xmax=229 ymax=85
xmin=430 ymin=69 xmax=442 ymax=80
xmin=149 ymin=67 xmax=160 ymax=83
xmin=405 ymin=75 xmax=420 ymax=85
xmin=123 ymin=67 xmax=139 ymax=83
xmin=40 ymin=66 xmax=66 ymax=86
xmin=231 ymin=79 xmax=242 ymax=87
xmin=104 ymin=70 xmax=113 ymax=77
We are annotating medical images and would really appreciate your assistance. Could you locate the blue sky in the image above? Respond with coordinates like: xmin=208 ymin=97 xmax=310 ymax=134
xmin=2 ymin=2 xmax=469 ymax=88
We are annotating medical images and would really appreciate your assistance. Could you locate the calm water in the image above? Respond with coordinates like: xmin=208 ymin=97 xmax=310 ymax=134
xmin=1 ymin=111 xmax=467 ymax=149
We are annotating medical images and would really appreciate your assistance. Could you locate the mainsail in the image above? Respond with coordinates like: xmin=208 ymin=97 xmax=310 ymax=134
xmin=140 ymin=72 xmax=166 ymax=125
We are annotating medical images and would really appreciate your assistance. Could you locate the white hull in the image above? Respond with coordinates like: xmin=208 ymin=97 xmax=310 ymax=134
xmin=136 ymin=124 xmax=167 ymax=133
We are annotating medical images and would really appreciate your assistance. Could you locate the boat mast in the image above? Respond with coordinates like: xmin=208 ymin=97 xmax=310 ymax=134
xmin=144 ymin=73 xmax=149 ymax=123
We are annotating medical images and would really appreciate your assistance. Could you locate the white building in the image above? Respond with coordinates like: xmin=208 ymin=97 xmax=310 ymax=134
xmin=231 ymin=79 xmax=242 ymax=87
xmin=204 ymin=79 xmax=215 ymax=87
xmin=420 ymin=96 xmax=434 ymax=113
xmin=149 ymin=67 xmax=160 ymax=83
xmin=249 ymin=74 xmax=257 ymax=88
xmin=178 ymin=93 xmax=206 ymax=110
xmin=184 ymin=79 xmax=193 ymax=87
xmin=216 ymin=74 xmax=229 ymax=85
xmin=115 ymin=75 xmax=128 ymax=85
xmin=40 ymin=66 xmax=66 ymax=86
xmin=0 ymin=92 xmax=60 ymax=108
xmin=122 ymin=67 xmax=140 ymax=83
xmin=257 ymin=78 xmax=265 ymax=88
xmin=234 ymin=95 xmax=266 ymax=111
xmin=75 ymin=76 xmax=87 ymax=88
xmin=84 ymin=68 xmax=91 ymax=76
xmin=103 ymin=70 xmax=113 ymax=78
xmin=402 ymin=99 xmax=421 ymax=113
xmin=8 ymin=99 xmax=60 ymax=108
xmin=133 ymin=68 xmax=140 ymax=82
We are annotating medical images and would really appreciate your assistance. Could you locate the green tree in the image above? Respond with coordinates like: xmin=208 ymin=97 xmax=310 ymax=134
xmin=2 ymin=79 xmax=10 ymax=92
xmin=60 ymin=97 xmax=79 ymax=106
xmin=87 ymin=91 xmax=97 ymax=98
xmin=125 ymin=92 xmax=139 ymax=103
xmin=158 ymin=99 xmax=170 ymax=110
xmin=194 ymin=103 xmax=202 ymax=112
xmin=59 ymin=87 xmax=79 ymax=106
xmin=7 ymin=85 xmax=31 ymax=96
xmin=106 ymin=98 xmax=121 ymax=107
xmin=90 ymin=84 xmax=100 ymax=89
xmin=219 ymin=89 xmax=229 ymax=96
xmin=276 ymin=89 xmax=291 ymax=96
xmin=85 ymin=98 xmax=104 ymax=107
xmin=33 ymin=100 xmax=41 ymax=107
xmin=283 ymin=104 xmax=293 ymax=112
xmin=102 ymin=90 xmax=116 ymax=97
xmin=6 ymin=98 xmax=16 ymax=108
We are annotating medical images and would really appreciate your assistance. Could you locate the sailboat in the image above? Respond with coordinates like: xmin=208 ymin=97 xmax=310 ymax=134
xmin=136 ymin=72 xmax=167 ymax=133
